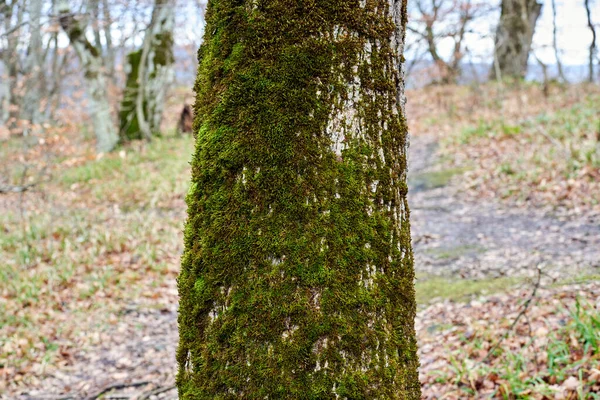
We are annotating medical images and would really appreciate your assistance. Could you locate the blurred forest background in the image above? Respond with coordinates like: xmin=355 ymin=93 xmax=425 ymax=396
xmin=1 ymin=0 xmax=600 ymax=398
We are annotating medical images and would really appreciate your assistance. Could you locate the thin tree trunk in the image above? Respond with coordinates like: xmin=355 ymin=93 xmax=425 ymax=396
xmin=177 ymin=0 xmax=420 ymax=398
xmin=101 ymin=0 xmax=115 ymax=77
xmin=551 ymin=0 xmax=566 ymax=82
xmin=20 ymin=0 xmax=45 ymax=126
xmin=135 ymin=29 xmax=153 ymax=141
xmin=585 ymin=0 xmax=597 ymax=83
xmin=57 ymin=0 xmax=118 ymax=152
xmin=2 ymin=0 xmax=26 ymax=130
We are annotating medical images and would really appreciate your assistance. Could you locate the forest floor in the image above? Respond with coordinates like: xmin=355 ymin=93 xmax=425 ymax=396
xmin=1 ymin=83 xmax=600 ymax=399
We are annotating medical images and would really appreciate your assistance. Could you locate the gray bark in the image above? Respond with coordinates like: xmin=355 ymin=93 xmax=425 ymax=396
xmin=2 ymin=0 xmax=26 ymax=129
xmin=57 ymin=0 xmax=118 ymax=152
xmin=20 ymin=0 xmax=45 ymax=126
xmin=585 ymin=0 xmax=597 ymax=83
xmin=551 ymin=0 xmax=566 ymax=82
xmin=490 ymin=0 xmax=542 ymax=80
xmin=101 ymin=0 xmax=115 ymax=76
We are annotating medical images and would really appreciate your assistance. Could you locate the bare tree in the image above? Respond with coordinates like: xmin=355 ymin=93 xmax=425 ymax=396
xmin=57 ymin=0 xmax=119 ymax=152
xmin=490 ymin=0 xmax=542 ymax=80
xmin=19 ymin=0 xmax=45 ymax=126
xmin=551 ymin=0 xmax=566 ymax=82
xmin=585 ymin=0 xmax=597 ymax=83
xmin=408 ymin=0 xmax=489 ymax=84
xmin=1 ymin=0 xmax=27 ymax=130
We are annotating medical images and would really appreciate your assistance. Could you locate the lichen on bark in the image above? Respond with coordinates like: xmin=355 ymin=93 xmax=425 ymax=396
xmin=177 ymin=1 xmax=420 ymax=398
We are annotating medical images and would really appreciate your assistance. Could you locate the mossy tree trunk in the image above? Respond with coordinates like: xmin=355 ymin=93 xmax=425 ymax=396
xmin=177 ymin=1 xmax=420 ymax=399
xmin=490 ymin=0 xmax=542 ymax=80
xmin=119 ymin=0 xmax=174 ymax=142
xmin=57 ymin=0 xmax=118 ymax=152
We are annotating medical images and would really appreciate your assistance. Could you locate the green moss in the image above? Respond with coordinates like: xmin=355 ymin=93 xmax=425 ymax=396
xmin=410 ymin=167 xmax=469 ymax=190
xmin=424 ymin=244 xmax=486 ymax=260
xmin=415 ymin=275 xmax=522 ymax=305
xmin=119 ymin=50 xmax=144 ymax=142
xmin=154 ymin=32 xmax=174 ymax=67
xmin=178 ymin=1 xmax=419 ymax=398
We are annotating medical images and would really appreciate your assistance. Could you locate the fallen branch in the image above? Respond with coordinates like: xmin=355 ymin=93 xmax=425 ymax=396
xmin=136 ymin=384 xmax=176 ymax=400
xmin=481 ymin=266 xmax=543 ymax=363
xmin=85 ymin=380 xmax=151 ymax=400
xmin=535 ymin=126 xmax=572 ymax=159
xmin=0 ymin=183 xmax=36 ymax=194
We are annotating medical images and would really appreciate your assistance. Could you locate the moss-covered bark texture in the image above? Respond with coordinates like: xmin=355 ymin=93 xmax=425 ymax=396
xmin=177 ymin=1 xmax=420 ymax=398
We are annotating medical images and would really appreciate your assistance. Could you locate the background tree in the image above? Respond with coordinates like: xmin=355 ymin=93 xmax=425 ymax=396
xmin=19 ymin=0 xmax=45 ymax=126
xmin=177 ymin=0 xmax=420 ymax=398
xmin=585 ymin=0 xmax=597 ymax=82
xmin=119 ymin=0 xmax=175 ymax=142
xmin=551 ymin=0 xmax=566 ymax=82
xmin=408 ymin=0 xmax=488 ymax=84
xmin=57 ymin=0 xmax=119 ymax=152
xmin=490 ymin=0 xmax=542 ymax=80
xmin=1 ymin=0 xmax=27 ymax=130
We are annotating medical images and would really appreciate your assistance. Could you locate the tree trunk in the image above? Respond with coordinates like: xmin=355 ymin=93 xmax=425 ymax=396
xmin=490 ymin=0 xmax=542 ymax=80
xmin=20 ymin=0 xmax=45 ymax=126
xmin=119 ymin=0 xmax=174 ymax=142
xmin=2 ymin=0 xmax=26 ymax=130
xmin=551 ymin=0 xmax=566 ymax=82
xmin=57 ymin=0 xmax=118 ymax=153
xmin=585 ymin=0 xmax=597 ymax=83
xmin=177 ymin=1 xmax=420 ymax=398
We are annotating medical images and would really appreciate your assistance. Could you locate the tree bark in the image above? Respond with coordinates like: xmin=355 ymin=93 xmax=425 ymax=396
xmin=2 ymin=0 xmax=26 ymax=130
xmin=490 ymin=0 xmax=542 ymax=80
xmin=177 ymin=1 xmax=420 ymax=398
xmin=57 ymin=0 xmax=118 ymax=153
xmin=551 ymin=0 xmax=566 ymax=82
xmin=20 ymin=0 xmax=45 ymax=126
xmin=119 ymin=0 xmax=175 ymax=142
xmin=585 ymin=0 xmax=597 ymax=83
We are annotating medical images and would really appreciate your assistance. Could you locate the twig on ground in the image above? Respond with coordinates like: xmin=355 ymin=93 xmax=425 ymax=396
xmin=0 ymin=183 xmax=37 ymax=194
xmin=535 ymin=126 xmax=571 ymax=158
xmin=84 ymin=380 xmax=151 ymax=400
xmin=136 ymin=384 xmax=176 ymax=400
xmin=481 ymin=266 xmax=543 ymax=363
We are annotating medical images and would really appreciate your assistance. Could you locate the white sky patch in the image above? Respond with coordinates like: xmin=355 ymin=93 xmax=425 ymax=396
xmin=407 ymin=0 xmax=600 ymax=67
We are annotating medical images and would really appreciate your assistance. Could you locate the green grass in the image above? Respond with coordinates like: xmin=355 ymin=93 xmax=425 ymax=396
xmin=410 ymin=167 xmax=469 ymax=190
xmin=0 ymin=136 xmax=193 ymax=378
xmin=423 ymin=244 xmax=486 ymax=260
xmin=415 ymin=275 xmax=521 ymax=304
xmin=487 ymin=299 xmax=600 ymax=398
xmin=59 ymin=137 xmax=193 ymax=209
xmin=426 ymin=294 xmax=600 ymax=399
xmin=451 ymin=93 xmax=600 ymax=174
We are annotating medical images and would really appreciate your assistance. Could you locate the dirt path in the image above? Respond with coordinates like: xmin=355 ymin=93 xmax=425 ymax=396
xmin=7 ymin=134 xmax=600 ymax=400
xmin=408 ymin=133 xmax=600 ymax=280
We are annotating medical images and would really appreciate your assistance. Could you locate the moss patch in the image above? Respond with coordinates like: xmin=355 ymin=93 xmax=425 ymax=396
xmin=410 ymin=167 xmax=469 ymax=191
xmin=416 ymin=276 xmax=522 ymax=305
xmin=177 ymin=0 xmax=419 ymax=399
xmin=423 ymin=244 xmax=486 ymax=260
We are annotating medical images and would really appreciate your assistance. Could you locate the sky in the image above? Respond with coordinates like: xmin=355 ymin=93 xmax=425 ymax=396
xmin=535 ymin=0 xmax=599 ymax=65
xmin=30 ymin=0 xmax=600 ymax=74
xmin=429 ymin=0 xmax=600 ymax=67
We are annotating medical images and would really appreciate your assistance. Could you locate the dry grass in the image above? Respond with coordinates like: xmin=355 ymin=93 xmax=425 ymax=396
xmin=407 ymin=82 xmax=600 ymax=211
